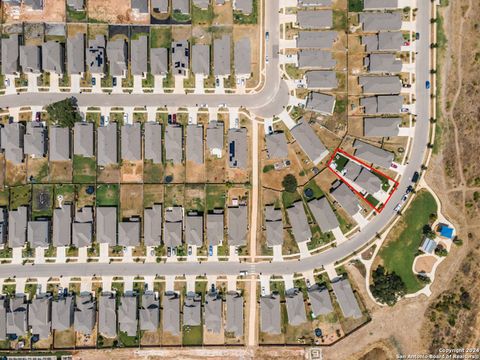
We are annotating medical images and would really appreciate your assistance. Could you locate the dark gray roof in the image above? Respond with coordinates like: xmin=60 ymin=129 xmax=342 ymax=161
xmin=173 ymin=0 xmax=190 ymax=13
xmin=361 ymin=95 xmax=403 ymax=114
xmin=192 ymin=44 xmax=210 ymax=75
xmin=53 ymin=205 xmax=72 ymax=247
xmin=185 ymin=214 xmax=203 ymax=246
xmin=234 ymin=0 xmax=252 ymax=14
xmin=162 ymin=293 xmax=180 ymax=335
xmin=265 ymin=132 xmax=288 ymax=159
xmin=139 ymin=292 xmax=159 ymax=331
xmin=290 ymin=119 xmax=328 ymax=164
xmin=118 ymin=295 xmax=138 ymax=336
xmin=330 ymin=182 xmax=360 ymax=216
xmin=151 ymin=48 xmax=169 ymax=75
xmin=49 ymin=126 xmax=70 ymax=161
xmin=171 ymin=41 xmax=189 ymax=76
xmin=305 ymin=70 xmax=337 ymax=89
xmin=72 ymin=222 xmax=92 ymax=247
xmin=1 ymin=122 xmax=25 ymax=165
xmin=296 ymin=31 xmax=337 ymax=49
xmin=164 ymin=207 xmax=183 ymax=248
xmin=0 ymin=297 xmax=6 ymax=341
xmin=183 ymin=294 xmax=201 ymax=326
xmin=131 ymin=0 xmax=149 ymax=13
xmin=19 ymin=45 xmax=41 ymax=73
xmin=225 ymin=292 xmax=243 ymax=337
xmin=305 ymin=92 xmax=335 ymax=115
xmin=97 ymin=122 xmax=118 ymax=166
xmin=144 ymin=205 xmax=162 ymax=247
xmin=98 ymin=293 xmax=117 ymax=338
xmin=214 ymin=35 xmax=231 ymax=76
xmin=343 ymin=160 xmax=363 ymax=182
xmin=118 ymin=222 xmax=140 ymax=247
xmin=24 ymin=122 xmax=46 ymax=158
xmin=228 ymin=128 xmax=248 ymax=169
xmin=285 ymin=289 xmax=307 ymax=326
xmin=121 ymin=123 xmax=141 ymax=161
xmin=364 ymin=117 xmax=401 ymax=137
xmin=42 ymin=41 xmax=64 ymax=74
xmin=308 ymin=197 xmax=339 ymax=233
xmin=131 ymin=35 xmax=148 ymax=75
xmin=29 ymin=295 xmax=52 ymax=339
xmin=206 ymin=121 xmax=224 ymax=154
xmin=96 ymin=207 xmax=117 ymax=245
xmin=365 ymin=53 xmax=402 ymax=73
xmin=107 ymin=38 xmax=128 ymax=77
xmin=86 ymin=35 xmax=106 ymax=75
xmin=298 ymin=49 xmax=336 ymax=69
xmin=355 ymin=168 xmax=383 ymax=194
xmin=265 ymin=206 xmax=283 ymax=247
xmin=165 ymin=124 xmax=183 ymax=164
xmin=75 ymin=205 xmax=93 ymax=223
xmin=28 ymin=220 xmax=50 ymax=248
xmin=286 ymin=201 xmax=311 ymax=244
xmin=331 ymin=278 xmax=362 ymax=318
xmin=353 ymin=139 xmax=394 ymax=168
xmin=260 ymin=293 xmax=281 ymax=334
xmin=362 ymin=32 xmax=404 ymax=52
xmin=234 ymin=37 xmax=251 ymax=76
xmin=1 ymin=35 xmax=19 ymax=75
xmin=8 ymin=207 xmax=27 ymax=248
xmin=186 ymin=124 xmax=204 ymax=164
xmin=74 ymin=293 xmax=96 ymax=335
xmin=207 ymin=212 xmax=224 ymax=246
xmin=364 ymin=0 xmax=398 ymax=9
xmin=359 ymin=75 xmax=401 ymax=95
xmin=297 ymin=10 xmax=332 ymax=29
xmin=52 ymin=295 xmax=74 ymax=331
xmin=7 ymin=296 xmax=28 ymax=337
xmin=144 ymin=122 xmax=162 ymax=164
xmin=74 ymin=122 xmax=94 ymax=157
xmin=227 ymin=206 xmax=248 ymax=246
xmin=359 ymin=12 xmax=402 ymax=31
xmin=308 ymin=285 xmax=333 ymax=317
xmin=24 ymin=0 xmax=43 ymax=10
xmin=204 ymin=291 xmax=222 ymax=333
xmin=67 ymin=33 xmax=85 ymax=74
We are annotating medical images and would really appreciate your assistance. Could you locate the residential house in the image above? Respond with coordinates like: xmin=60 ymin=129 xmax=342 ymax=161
xmin=150 ymin=48 xmax=169 ymax=75
xmin=171 ymin=41 xmax=189 ymax=76
xmin=118 ymin=221 xmax=140 ymax=247
xmin=165 ymin=124 xmax=183 ymax=164
xmin=296 ymin=31 xmax=337 ymax=49
xmin=1 ymin=35 xmax=20 ymax=75
xmin=164 ymin=207 xmax=183 ymax=248
xmin=152 ymin=0 xmax=168 ymax=13
xmin=173 ymin=0 xmax=190 ymax=14
xmin=8 ymin=206 xmax=27 ymax=248
xmin=308 ymin=197 xmax=339 ymax=233
xmin=42 ymin=41 xmax=64 ymax=74
xmin=28 ymin=220 xmax=50 ymax=248
xmin=298 ymin=0 xmax=332 ymax=6
xmin=121 ymin=123 xmax=142 ymax=161
xmin=204 ymin=291 xmax=222 ymax=333
xmin=139 ymin=292 xmax=159 ymax=331
xmin=361 ymin=95 xmax=403 ymax=114
xmin=186 ymin=124 xmax=204 ymax=164
xmin=131 ymin=35 xmax=148 ymax=76
xmin=24 ymin=122 xmax=46 ymax=158
xmin=67 ymin=33 xmax=85 ymax=74
xmin=331 ymin=278 xmax=362 ymax=318
xmin=107 ymin=38 xmax=128 ymax=77
xmin=297 ymin=10 xmax=333 ymax=29
xmin=225 ymin=292 xmax=243 ymax=337
xmin=419 ymin=237 xmax=437 ymax=254
xmin=86 ymin=35 xmax=106 ymax=75
xmin=131 ymin=0 xmax=149 ymax=13
xmin=51 ymin=294 xmax=74 ymax=331
xmin=74 ymin=293 xmax=96 ymax=335
xmin=265 ymin=206 xmax=283 ymax=247
xmin=214 ymin=35 xmax=231 ymax=76
xmin=73 ymin=122 xmax=94 ymax=157
xmin=185 ymin=213 xmax=203 ymax=247
xmin=144 ymin=122 xmax=162 ymax=164
xmin=192 ymin=44 xmax=210 ymax=76
xmin=305 ymin=92 xmax=336 ymax=115
xmin=286 ymin=201 xmax=311 ymax=244
xmin=144 ymin=204 xmax=162 ymax=247
xmin=96 ymin=207 xmax=117 ymax=246
xmin=29 ymin=294 xmax=52 ymax=340
xmin=234 ymin=37 xmax=251 ymax=78
xmin=298 ymin=49 xmax=336 ymax=69
xmin=330 ymin=182 xmax=361 ymax=217
xmin=265 ymin=132 xmax=288 ymax=159
xmin=365 ymin=53 xmax=402 ymax=73
xmin=260 ymin=293 xmax=281 ymax=334
xmin=359 ymin=12 xmax=402 ymax=31
xmin=363 ymin=0 xmax=398 ymax=9
xmin=20 ymin=45 xmax=41 ymax=73
xmin=98 ymin=292 xmax=117 ymax=338
xmin=1 ymin=122 xmax=25 ymax=165
xmin=285 ymin=289 xmax=307 ymax=326
xmin=362 ymin=32 xmax=404 ymax=52
xmin=24 ymin=0 xmax=44 ymax=10
xmin=52 ymin=204 xmax=72 ymax=247
xmin=207 ymin=212 xmax=224 ymax=246
xmin=364 ymin=117 xmax=400 ymax=137
xmin=353 ymin=139 xmax=394 ymax=168
xmin=305 ymin=70 xmax=337 ymax=89
xmin=72 ymin=207 xmax=93 ymax=248
xmin=49 ymin=126 xmax=71 ymax=161
xmin=6 ymin=296 xmax=28 ymax=338
xmin=308 ymin=285 xmax=333 ymax=317
xmin=233 ymin=0 xmax=253 ymax=14
xmin=162 ymin=292 xmax=180 ymax=335
xmin=118 ymin=294 xmax=138 ymax=337
xmin=290 ymin=119 xmax=328 ymax=164
xmin=227 ymin=206 xmax=248 ymax=247
xmin=228 ymin=128 xmax=247 ymax=168
xmin=359 ymin=75 xmax=401 ymax=95
xmin=206 ymin=121 xmax=224 ymax=157
xmin=183 ymin=294 xmax=201 ymax=326
xmin=97 ymin=122 xmax=118 ymax=166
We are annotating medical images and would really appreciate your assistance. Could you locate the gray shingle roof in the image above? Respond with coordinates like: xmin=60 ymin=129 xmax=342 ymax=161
xmin=225 ymin=292 xmax=243 ymax=337
xmin=308 ymin=285 xmax=333 ymax=317
xmin=297 ymin=10 xmax=332 ymax=29
xmin=72 ymin=222 xmax=92 ymax=247
xmin=193 ymin=0 xmax=210 ymax=9
xmin=144 ymin=205 xmax=162 ymax=246
xmin=131 ymin=0 xmax=149 ymax=13
xmin=74 ymin=293 xmax=96 ymax=335
xmin=0 ymin=209 xmax=6 ymax=245
xmin=28 ymin=220 xmax=50 ymax=248
xmin=151 ymin=48 xmax=169 ymax=75
xmin=121 ymin=123 xmax=141 ymax=161
xmin=359 ymin=12 xmax=402 ymax=31
xmin=343 ymin=160 xmax=363 ymax=182
xmin=8 ymin=207 xmax=27 ymax=248
xmin=353 ymin=139 xmax=394 ymax=168
xmin=296 ymin=31 xmax=337 ymax=49
xmin=364 ymin=0 xmax=398 ymax=10
xmin=186 ymin=124 xmax=204 ymax=164
xmin=67 ymin=33 xmax=85 ymax=74
xmin=152 ymin=0 xmax=168 ymax=12
xmin=96 ymin=207 xmax=117 ymax=245
xmin=20 ymin=45 xmax=41 ymax=73
xmin=131 ymin=35 xmax=148 ymax=75
xmin=260 ymin=293 xmax=281 ymax=334
xmin=185 ymin=213 xmax=203 ymax=246
xmin=308 ymin=197 xmax=339 ymax=233
xmin=286 ymin=201 xmax=311 ymax=244
xmin=192 ymin=44 xmax=210 ymax=75
xmin=98 ymin=293 xmax=117 ymax=338
xmin=354 ymin=168 xmax=383 ymax=194
xmin=7 ymin=296 xmax=27 ymax=337
xmin=207 ymin=212 xmax=224 ymax=246
xmin=164 ymin=207 xmax=183 ymax=248
xmin=29 ymin=295 xmax=52 ymax=340
xmin=42 ymin=41 xmax=64 ymax=74
xmin=139 ymin=292 xmax=159 ymax=331
xmin=0 ymin=297 xmax=7 ymax=341
xmin=74 ymin=122 xmax=94 ymax=157
xmin=290 ymin=119 xmax=328 ymax=164
xmin=24 ymin=122 xmax=46 ymax=158
xmin=162 ymin=292 xmax=180 ymax=335
xmin=206 ymin=121 xmax=224 ymax=155
xmin=118 ymin=222 xmax=140 ymax=247
xmin=1 ymin=122 xmax=25 ymax=165
xmin=265 ymin=132 xmax=288 ymax=159
xmin=165 ymin=124 xmax=183 ymax=164
xmin=144 ymin=122 xmax=162 ymax=164
xmin=330 ymin=182 xmax=360 ymax=216
xmin=67 ymin=0 xmax=84 ymax=11
xmin=49 ymin=126 xmax=70 ymax=161
xmin=359 ymin=75 xmax=401 ymax=94
xmin=118 ymin=294 xmax=138 ymax=336
xmin=227 ymin=206 xmax=248 ymax=246
xmin=52 ymin=295 xmax=74 ymax=331
xmin=305 ymin=92 xmax=335 ymax=115
xmin=173 ymin=0 xmax=190 ymax=13
xmin=305 ymin=70 xmax=337 ymax=89
xmin=53 ymin=205 xmax=72 ymax=247
xmin=298 ymin=49 xmax=336 ymax=69
xmin=86 ymin=35 xmax=106 ymax=75
xmin=331 ymin=278 xmax=362 ymax=318
xmin=361 ymin=95 xmax=403 ymax=114
xmin=24 ymin=0 xmax=43 ymax=10
xmin=214 ymin=35 xmax=231 ymax=76
xmin=107 ymin=38 xmax=127 ymax=77
xmin=234 ymin=0 xmax=252 ymax=14
xmin=183 ymin=294 xmax=201 ymax=326
xmin=298 ymin=0 xmax=331 ymax=6
xmin=228 ymin=128 xmax=247 ymax=168
xmin=365 ymin=53 xmax=402 ymax=73
xmin=97 ymin=122 xmax=118 ymax=166
xmin=265 ymin=206 xmax=283 ymax=247
xmin=285 ymin=289 xmax=307 ymax=326
xmin=171 ymin=41 xmax=189 ymax=76
xmin=364 ymin=117 xmax=400 ymax=136
xmin=204 ymin=291 xmax=222 ymax=333
xmin=234 ymin=37 xmax=251 ymax=76
xmin=362 ymin=32 xmax=404 ymax=52
xmin=1 ymin=35 xmax=19 ymax=75
xmin=75 ymin=206 xmax=93 ymax=223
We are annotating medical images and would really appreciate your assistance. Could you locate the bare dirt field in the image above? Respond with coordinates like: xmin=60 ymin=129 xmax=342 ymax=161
xmin=143 ymin=184 xmax=164 ymax=208
xmin=121 ymin=161 xmax=143 ymax=183
xmin=414 ymin=256 xmax=436 ymax=274
xmin=186 ymin=161 xmax=206 ymax=183
xmin=26 ymin=157 xmax=48 ymax=183
xmin=213 ymin=1 xmax=233 ymax=26
xmin=5 ymin=161 xmax=26 ymax=186
xmin=97 ymin=164 xmax=120 ymax=183
xmin=49 ymin=161 xmax=73 ymax=183
xmin=205 ymin=154 xmax=226 ymax=183
xmin=120 ymin=184 xmax=143 ymax=219
xmin=164 ymin=162 xmax=185 ymax=184
xmin=3 ymin=0 xmax=65 ymax=23
xmin=87 ymin=0 xmax=148 ymax=24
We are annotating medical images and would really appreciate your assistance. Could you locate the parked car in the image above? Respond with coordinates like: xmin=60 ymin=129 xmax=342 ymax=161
xmin=167 ymin=247 xmax=171 ymax=257
xmin=401 ymin=108 xmax=410 ymax=113
xmin=91 ymin=77 xmax=96 ymax=86
xmin=172 ymin=114 xmax=177 ymax=123
xmin=168 ymin=114 xmax=172 ymax=124
xmin=172 ymin=247 xmax=177 ymax=257
xmin=112 ymin=77 xmax=117 ymax=87
xmin=391 ymin=163 xmax=398 ymax=169
xmin=35 ymin=112 xmax=41 ymax=122
xmin=412 ymin=171 xmax=420 ymax=183
xmin=415 ymin=32 xmax=420 ymax=40
xmin=188 ymin=246 xmax=192 ymax=256
xmin=406 ymin=185 xmax=413 ymax=194
xmin=4 ymin=78 xmax=10 ymax=87
xmin=394 ymin=203 xmax=402 ymax=212
xmin=261 ymin=286 xmax=266 ymax=296
xmin=215 ymin=78 xmax=220 ymax=87
xmin=403 ymin=41 xmax=410 ymax=46
xmin=426 ymin=80 xmax=431 ymax=89
xmin=265 ymin=32 xmax=269 ymax=41
xmin=123 ymin=113 xmax=128 ymax=123
xmin=265 ymin=55 xmax=269 ymax=64
xmin=208 ymin=245 xmax=213 ymax=256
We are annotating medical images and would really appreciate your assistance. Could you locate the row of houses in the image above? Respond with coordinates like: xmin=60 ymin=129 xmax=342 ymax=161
xmin=0 ymin=289 xmax=244 ymax=340
xmin=0 ymin=34 xmax=252 ymax=79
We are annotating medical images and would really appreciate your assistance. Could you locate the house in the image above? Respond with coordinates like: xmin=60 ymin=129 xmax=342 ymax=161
xmin=52 ymin=204 xmax=72 ymax=247
xmin=172 ymin=0 xmax=190 ymax=14
xmin=165 ymin=124 xmax=183 ymax=164
xmin=74 ymin=122 xmax=94 ymax=157
xmin=286 ymin=201 xmax=312 ymax=244
xmin=365 ymin=53 xmax=402 ymax=73
xmin=265 ymin=206 xmax=283 ymax=247
xmin=28 ymin=220 xmax=50 ymax=248
xmin=24 ymin=122 xmax=46 ymax=158
xmin=234 ymin=0 xmax=253 ymax=14
xmin=118 ymin=221 xmax=140 ymax=247
xmin=297 ymin=10 xmax=332 ymax=29
xmin=359 ymin=75 xmax=401 ymax=95
xmin=1 ymin=122 xmax=25 ymax=164
xmin=419 ymin=237 xmax=437 ymax=254
xmin=98 ymin=292 xmax=117 ymax=338
xmin=6 ymin=296 xmax=28 ymax=338
xmin=265 ymin=132 xmax=288 ymax=159
xmin=214 ymin=35 xmax=231 ymax=76
xmin=118 ymin=294 xmax=138 ymax=336
xmin=330 ymin=182 xmax=361 ymax=216
xmin=139 ymin=292 xmax=159 ymax=332
xmin=97 ymin=122 xmax=118 ymax=166
xmin=150 ymin=48 xmax=169 ymax=75
xmin=185 ymin=213 xmax=203 ymax=246
xmin=0 ymin=297 xmax=6 ymax=340
xmin=0 ymin=209 xmax=6 ymax=245
xmin=121 ymin=123 xmax=142 ymax=161
xmin=72 ymin=206 xmax=93 ymax=248
xmin=305 ymin=70 xmax=337 ymax=89
xmin=364 ymin=117 xmax=401 ymax=137
xmin=29 ymin=294 xmax=52 ymax=340
xmin=171 ymin=41 xmax=189 ymax=76
xmin=144 ymin=205 xmax=162 ymax=247
xmin=8 ymin=207 xmax=27 ymax=248
xmin=207 ymin=212 xmax=224 ymax=246
xmin=164 ymin=207 xmax=183 ymax=248
xmin=204 ymin=291 xmax=222 ymax=333
xmin=107 ymin=38 xmax=128 ymax=77
xmin=24 ymin=0 xmax=44 ymax=10
xmin=296 ymin=31 xmax=337 ymax=49
xmin=298 ymin=0 xmax=331 ymax=6
xmin=193 ymin=0 xmax=210 ymax=9
xmin=305 ymin=92 xmax=336 ymax=115
xmin=67 ymin=0 xmax=84 ymax=11
xmin=163 ymin=292 xmax=180 ymax=335
xmin=96 ymin=207 xmax=117 ymax=246
xmin=308 ymin=285 xmax=333 ymax=317
xmin=260 ymin=294 xmax=281 ymax=334
xmin=290 ymin=119 xmax=328 ymax=164
xmin=186 ymin=124 xmax=204 ymax=164
xmin=51 ymin=295 xmax=74 ymax=331
xmin=20 ymin=45 xmax=41 ymax=73
xmin=183 ymin=294 xmax=201 ymax=326
xmin=74 ymin=293 xmax=96 ymax=335
xmin=234 ymin=37 xmax=251 ymax=78
xmin=131 ymin=0 xmax=149 ymax=13
xmin=49 ymin=126 xmax=71 ymax=161
xmin=42 ymin=41 xmax=64 ymax=74
xmin=131 ymin=35 xmax=148 ymax=76
xmin=363 ymin=0 xmax=398 ymax=10
xmin=144 ymin=122 xmax=162 ymax=164
xmin=331 ymin=278 xmax=362 ymax=319
xmin=298 ymin=49 xmax=336 ymax=69
xmin=86 ymin=35 xmax=106 ymax=75
xmin=353 ymin=139 xmax=394 ymax=168
xmin=354 ymin=168 xmax=383 ymax=195
xmin=342 ymin=160 xmax=363 ymax=182
xmin=359 ymin=12 xmax=402 ymax=31
xmin=362 ymin=32 xmax=404 ymax=52
xmin=308 ymin=197 xmax=339 ymax=233
xmin=1 ymin=35 xmax=20 ymax=75
xmin=285 ymin=289 xmax=307 ymax=326
xmin=67 ymin=33 xmax=85 ymax=74
xmin=361 ymin=95 xmax=403 ymax=114
xmin=228 ymin=128 xmax=247 ymax=168
xmin=206 ymin=121 xmax=224 ymax=157
xmin=192 ymin=44 xmax=210 ymax=76
xmin=152 ymin=0 xmax=168 ymax=13
xmin=227 ymin=206 xmax=248 ymax=247
xmin=225 ymin=292 xmax=243 ymax=337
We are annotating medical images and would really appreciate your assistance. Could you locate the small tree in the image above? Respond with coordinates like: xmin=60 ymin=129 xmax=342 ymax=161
xmin=282 ymin=174 xmax=298 ymax=193
xmin=45 ymin=97 xmax=82 ymax=128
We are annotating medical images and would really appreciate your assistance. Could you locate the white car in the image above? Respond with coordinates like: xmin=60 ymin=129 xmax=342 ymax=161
xmin=123 ymin=113 xmax=128 ymax=123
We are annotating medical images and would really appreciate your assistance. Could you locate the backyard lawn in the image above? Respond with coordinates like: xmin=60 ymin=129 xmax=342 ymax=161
xmin=73 ymin=155 xmax=96 ymax=183
xmin=182 ymin=325 xmax=203 ymax=345
xmin=96 ymin=184 xmax=119 ymax=207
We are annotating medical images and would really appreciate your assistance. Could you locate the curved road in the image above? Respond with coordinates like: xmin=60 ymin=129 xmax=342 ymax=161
xmin=0 ymin=1 xmax=431 ymax=279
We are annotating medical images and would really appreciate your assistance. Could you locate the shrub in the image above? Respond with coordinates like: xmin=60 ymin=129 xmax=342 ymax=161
xmin=282 ymin=174 xmax=298 ymax=193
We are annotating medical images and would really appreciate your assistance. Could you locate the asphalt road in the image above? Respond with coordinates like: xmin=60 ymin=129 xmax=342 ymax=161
xmin=0 ymin=1 xmax=431 ymax=279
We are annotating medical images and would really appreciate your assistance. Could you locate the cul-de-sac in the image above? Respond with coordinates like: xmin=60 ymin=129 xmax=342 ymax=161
xmin=0 ymin=0 xmax=476 ymax=358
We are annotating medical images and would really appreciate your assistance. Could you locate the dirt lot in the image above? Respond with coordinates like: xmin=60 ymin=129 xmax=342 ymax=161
xmin=5 ymin=161 xmax=26 ymax=186
xmin=3 ymin=0 xmax=65 ymax=23
xmin=120 ymin=184 xmax=143 ymax=219
xmin=97 ymin=164 xmax=120 ymax=183
xmin=186 ymin=161 xmax=206 ymax=183
xmin=49 ymin=161 xmax=73 ymax=183
xmin=143 ymin=184 xmax=164 ymax=208
xmin=414 ymin=256 xmax=436 ymax=274
xmin=121 ymin=161 xmax=143 ymax=183
xmin=87 ymin=0 xmax=148 ymax=24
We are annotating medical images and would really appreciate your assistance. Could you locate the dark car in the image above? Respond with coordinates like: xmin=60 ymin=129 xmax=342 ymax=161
xmin=415 ymin=32 xmax=420 ymax=40
xmin=172 ymin=114 xmax=177 ymax=123
xmin=91 ymin=77 xmax=96 ymax=86
xmin=406 ymin=185 xmax=413 ymax=194
xmin=112 ymin=77 xmax=117 ymax=87
xmin=168 ymin=114 xmax=172 ymax=124
xmin=412 ymin=171 xmax=420 ymax=183
xmin=35 ymin=112 xmax=41 ymax=121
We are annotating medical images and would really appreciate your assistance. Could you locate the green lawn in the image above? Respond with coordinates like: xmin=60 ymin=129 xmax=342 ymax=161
xmin=96 ymin=184 xmax=119 ymax=207
xmin=182 ymin=325 xmax=203 ymax=345
xmin=118 ymin=331 xmax=139 ymax=347
xmin=303 ymin=180 xmax=324 ymax=199
xmin=206 ymin=184 xmax=226 ymax=211
xmin=333 ymin=10 xmax=347 ymax=31
xmin=67 ymin=6 xmax=86 ymax=22
xmin=233 ymin=0 xmax=258 ymax=24
xmin=365 ymin=194 xmax=380 ymax=207
xmin=333 ymin=154 xmax=349 ymax=172
xmin=54 ymin=184 xmax=76 ymax=203
xmin=150 ymin=26 xmax=172 ymax=48
xmin=10 ymin=185 xmax=31 ymax=210
xmin=0 ymin=190 xmax=9 ymax=207
xmin=348 ymin=0 xmax=364 ymax=12
xmin=378 ymin=191 xmax=438 ymax=293
xmin=192 ymin=5 xmax=214 ymax=25
xmin=73 ymin=155 xmax=96 ymax=183
xmin=172 ymin=11 xmax=192 ymax=23
xmin=282 ymin=190 xmax=301 ymax=209
xmin=262 ymin=164 xmax=274 ymax=173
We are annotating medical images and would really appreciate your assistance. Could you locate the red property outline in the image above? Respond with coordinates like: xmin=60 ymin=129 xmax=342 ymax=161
xmin=326 ymin=148 xmax=399 ymax=213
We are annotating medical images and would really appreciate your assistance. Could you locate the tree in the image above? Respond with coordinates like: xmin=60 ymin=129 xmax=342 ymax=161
xmin=45 ymin=97 xmax=82 ymax=128
xmin=282 ymin=174 xmax=298 ymax=193
xmin=369 ymin=266 xmax=407 ymax=306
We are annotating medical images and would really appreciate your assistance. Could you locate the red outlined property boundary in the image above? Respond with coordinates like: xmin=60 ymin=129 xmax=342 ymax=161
xmin=326 ymin=148 xmax=399 ymax=213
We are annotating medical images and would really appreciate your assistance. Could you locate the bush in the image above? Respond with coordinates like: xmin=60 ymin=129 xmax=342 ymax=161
xmin=45 ymin=97 xmax=82 ymax=128
xmin=282 ymin=174 xmax=298 ymax=193
xmin=370 ymin=266 xmax=407 ymax=306
xmin=435 ymin=246 xmax=448 ymax=257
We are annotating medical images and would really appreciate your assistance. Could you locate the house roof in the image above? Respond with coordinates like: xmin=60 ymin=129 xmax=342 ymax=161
xmin=171 ymin=41 xmax=189 ymax=75
xmin=107 ymin=38 xmax=127 ymax=77
xmin=192 ymin=44 xmax=210 ymax=75
xmin=365 ymin=53 xmax=402 ymax=73
xmin=1 ymin=122 xmax=25 ymax=165
xmin=353 ymin=139 xmax=394 ymax=168
xmin=186 ymin=124 xmax=204 ymax=164
xmin=359 ymin=12 xmax=402 ymax=31
xmin=24 ymin=0 xmax=43 ymax=10
xmin=150 ymin=48 xmax=169 ymax=75
xmin=53 ymin=205 xmax=72 ymax=247
xmin=139 ymin=292 xmax=159 ymax=331
xmin=152 ymin=0 xmax=168 ymax=12
xmin=144 ymin=205 xmax=162 ymax=247
xmin=361 ymin=95 xmax=403 ymax=114
xmin=74 ymin=293 xmax=96 ymax=335
xmin=121 ymin=123 xmax=141 ymax=161
xmin=162 ymin=293 xmax=180 ymax=335
xmin=72 ymin=222 xmax=92 ymax=247
xmin=193 ymin=0 xmax=210 ymax=9
xmin=364 ymin=0 xmax=398 ymax=10
xmin=118 ymin=295 xmax=138 ymax=336
xmin=183 ymin=294 xmax=202 ymax=326
xmin=118 ymin=222 xmax=140 ymax=247
xmin=207 ymin=212 xmax=224 ymax=246
xmin=364 ymin=117 xmax=401 ymax=137
xmin=305 ymin=70 xmax=337 ymax=89
xmin=359 ymin=75 xmax=401 ymax=95
xmin=330 ymin=182 xmax=360 ymax=216
xmin=96 ymin=207 xmax=117 ymax=245
xmin=260 ymin=293 xmax=281 ymax=334
xmin=0 ymin=297 xmax=6 ymax=341
xmin=308 ymin=285 xmax=333 ymax=317
xmin=19 ymin=45 xmax=41 ymax=73
xmin=206 ymin=121 xmax=224 ymax=152
xmin=290 ymin=119 xmax=328 ymax=164
xmin=131 ymin=35 xmax=148 ymax=75
xmin=214 ymin=35 xmax=231 ymax=76
xmin=42 ymin=41 xmax=64 ymax=74
xmin=7 ymin=296 xmax=27 ymax=337
xmin=296 ymin=31 xmax=337 ymax=49
xmin=204 ymin=291 xmax=222 ymax=333
xmin=28 ymin=220 xmax=50 ymax=248
xmin=265 ymin=206 xmax=283 ymax=247
xmin=343 ymin=160 xmax=363 ymax=182
xmin=378 ymin=32 xmax=404 ymax=51
xmin=164 ymin=207 xmax=183 ymax=248
xmin=308 ymin=197 xmax=339 ymax=233
xmin=29 ymin=295 xmax=52 ymax=340
xmin=234 ymin=37 xmax=251 ymax=76
xmin=8 ymin=207 xmax=27 ymax=248
xmin=286 ymin=201 xmax=312 ymax=244
xmin=1 ymin=35 xmax=19 ymax=75
xmin=165 ymin=124 xmax=183 ymax=164
xmin=67 ymin=0 xmax=84 ymax=11
xmin=285 ymin=289 xmax=307 ymax=326
xmin=49 ymin=126 xmax=70 ymax=161
xmin=305 ymin=92 xmax=336 ymax=115
xmin=74 ymin=122 xmax=94 ymax=157
xmin=75 ymin=206 xmax=93 ymax=223
xmin=228 ymin=128 xmax=247 ymax=168
xmin=227 ymin=206 xmax=248 ymax=246
xmin=234 ymin=0 xmax=252 ymax=14
xmin=86 ymin=35 xmax=106 ymax=75
xmin=185 ymin=214 xmax=203 ymax=246
xmin=356 ymin=169 xmax=383 ymax=194
xmin=144 ymin=122 xmax=162 ymax=164
xmin=51 ymin=295 xmax=74 ymax=331
xmin=298 ymin=0 xmax=331 ymax=6
xmin=265 ymin=132 xmax=288 ymax=159
xmin=172 ymin=0 xmax=190 ymax=13
xmin=67 ymin=33 xmax=85 ymax=74
xmin=98 ymin=293 xmax=117 ymax=338
xmin=24 ymin=122 xmax=46 ymax=157
xmin=97 ymin=122 xmax=118 ymax=166
xmin=297 ymin=10 xmax=332 ymax=29
xmin=131 ymin=0 xmax=149 ymax=13
xmin=225 ymin=292 xmax=243 ymax=337
xmin=331 ymin=278 xmax=362 ymax=318
xmin=298 ymin=49 xmax=336 ymax=69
